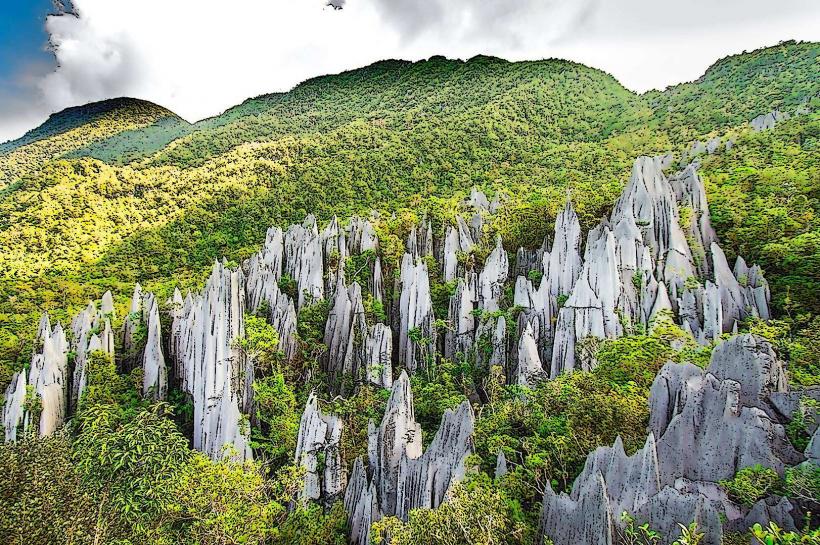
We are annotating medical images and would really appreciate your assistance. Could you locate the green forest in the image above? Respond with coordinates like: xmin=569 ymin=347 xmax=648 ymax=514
xmin=0 ymin=41 xmax=819 ymax=545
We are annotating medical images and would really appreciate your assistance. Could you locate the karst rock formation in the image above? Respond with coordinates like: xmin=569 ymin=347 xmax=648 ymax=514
xmin=4 ymin=141 xmax=814 ymax=544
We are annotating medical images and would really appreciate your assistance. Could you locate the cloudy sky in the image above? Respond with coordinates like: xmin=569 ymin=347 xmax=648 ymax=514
xmin=1 ymin=0 xmax=819 ymax=143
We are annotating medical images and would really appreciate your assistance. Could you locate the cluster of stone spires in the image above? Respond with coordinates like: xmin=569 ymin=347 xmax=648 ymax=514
xmin=538 ymin=334 xmax=819 ymax=545
xmin=2 ymin=285 xmax=166 ymax=442
xmin=3 ymin=144 xmax=817 ymax=543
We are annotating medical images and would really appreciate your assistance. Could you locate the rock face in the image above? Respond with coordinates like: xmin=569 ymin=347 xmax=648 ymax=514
xmin=344 ymin=372 xmax=475 ymax=544
xmin=295 ymin=393 xmax=346 ymax=504
xmin=3 ymin=314 xmax=69 ymax=441
xmin=284 ymin=216 xmax=325 ymax=309
xmin=123 ymin=287 xmax=168 ymax=400
xmin=538 ymin=335 xmax=802 ymax=545
xmin=398 ymin=254 xmax=436 ymax=373
xmin=172 ymin=261 xmax=253 ymax=461
xmin=516 ymin=323 xmax=544 ymax=387
xmin=530 ymin=156 xmax=769 ymax=383
xmin=444 ymin=272 xmax=477 ymax=362
xmin=70 ymin=295 xmax=116 ymax=411
xmin=245 ymin=227 xmax=299 ymax=362
xmin=442 ymin=216 xmax=476 ymax=282
xmin=751 ymin=110 xmax=789 ymax=131
xmin=477 ymin=237 xmax=509 ymax=312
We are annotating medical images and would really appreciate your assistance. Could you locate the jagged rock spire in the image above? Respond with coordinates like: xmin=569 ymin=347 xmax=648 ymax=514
xmin=516 ymin=322 xmax=544 ymax=387
xmin=444 ymin=272 xmax=477 ymax=362
xmin=398 ymin=254 xmax=436 ymax=373
xmin=539 ymin=335 xmax=802 ymax=545
xmin=3 ymin=313 xmax=69 ymax=441
xmin=295 ymin=392 xmax=346 ymax=503
xmin=284 ymin=216 xmax=325 ymax=308
xmin=344 ymin=371 xmax=475 ymax=544
xmin=545 ymin=198 xmax=583 ymax=302
xmin=141 ymin=292 xmax=167 ymax=400
xmin=478 ymin=236 xmax=509 ymax=312
xmin=173 ymin=260 xmax=252 ymax=461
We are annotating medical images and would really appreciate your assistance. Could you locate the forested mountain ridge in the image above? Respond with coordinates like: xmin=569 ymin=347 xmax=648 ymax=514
xmin=0 ymin=40 xmax=819 ymax=545
xmin=0 ymin=98 xmax=184 ymax=185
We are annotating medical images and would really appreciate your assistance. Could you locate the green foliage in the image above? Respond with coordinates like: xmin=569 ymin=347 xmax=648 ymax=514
xmin=169 ymin=454 xmax=292 ymax=545
xmin=720 ymin=465 xmax=782 ymax=506
xmin=0 ymin=41 xmax=819 ymax=544
xmin=273 ymin=501 xmax=349 ymax=545
xmin=345 ymin=249 xmax=377 ymax=287
xmin=0 ymin=432 xmax=109 ymax=545
xmin=73 ymin=403 xmax=191 ymax=522
xmin=327 ymin=385 xmax=389 ymax=464
xmin=372 ymin=474 xmax=529 ymax=545
xmin=751 ymin=522 xmax=820 ymax=545
xmin=619 ymin=511 xmax=661 ymax=545
xmin=252 ymin=372 xmax=300 ymax=467
xmin=784 ymin=462 xmax=820 ymax=506
xmin=410 ymin=359 xmax=471 ymax=441
xmin=239 ymin=312 xmax=282 ymax=373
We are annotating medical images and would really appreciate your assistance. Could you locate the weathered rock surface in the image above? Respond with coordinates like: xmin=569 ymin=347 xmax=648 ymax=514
xmin=445 ymin=272 xmax=477 ymax=362
xmin=538 ymin=335 xmax=802 ymax=545
xmin=295 ymin=392 xmax=346 ymax=503
xmin=398 ymin=254 xmax=436 ymax=372
xmin=751 ymin=110 xmax=789 ymax=131
xmin=477 ymin=236 xmax=509 ymax=312
xmin=172 ymin=261 xmax=252 ymax=461
xmin=344 ymin=372 xmax=474 ymax=544
xmin=70 ymin=296 xmax=116 ymax=411
xmin=141 ymin=291 xmax=168 ymax=400
xmin=284 ymin=216 xmax=325 ymax=308
xmin=516 ymin=322 xmax=545 ymax=387
xmin=3 ymin=314 xmax=69 ymax=441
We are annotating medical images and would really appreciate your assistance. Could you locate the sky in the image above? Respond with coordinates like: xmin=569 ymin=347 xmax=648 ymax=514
xmin=0 ymin=0 xmax=819 ymax=143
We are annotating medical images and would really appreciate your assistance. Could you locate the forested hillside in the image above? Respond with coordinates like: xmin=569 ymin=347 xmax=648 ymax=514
xmin=0 ymin=40 xmax=818 ymax=545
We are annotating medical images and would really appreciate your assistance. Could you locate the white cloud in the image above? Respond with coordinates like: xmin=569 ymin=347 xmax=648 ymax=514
xmin=1 ymin=0 xmax=819 ymax=142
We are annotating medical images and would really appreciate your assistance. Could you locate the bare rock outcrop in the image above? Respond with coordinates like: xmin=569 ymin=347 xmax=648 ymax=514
xmin=295 ymin=392 xmax=346 ymax=504
xmin=398 ymin=254 xmax=436 ymax=373
xmin=751 ymin=110 xmax=789 ymax=131
xmin=172 ymin=260 xmax=252 ymax=461
xmin=344 ymin=372 xmax=474 ymax=544
xmin=538 ymin=335 xmax=802 ymax=545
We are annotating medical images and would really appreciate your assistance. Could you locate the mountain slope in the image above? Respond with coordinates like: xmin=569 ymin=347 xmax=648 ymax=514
xmin=0 ymin=41 xmax=818 ymax=387
xmin=0 ymin=98 xmax=187 ymax=186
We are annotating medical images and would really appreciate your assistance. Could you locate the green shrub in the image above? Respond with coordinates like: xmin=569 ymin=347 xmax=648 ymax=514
xmin=720 ymin=465 xmax=782 ymax=506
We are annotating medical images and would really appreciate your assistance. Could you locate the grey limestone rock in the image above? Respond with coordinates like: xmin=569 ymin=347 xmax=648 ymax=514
xmin=141 ymin=291 xmax=168 ymax=400
xmin=295 ymin=392 xmax=346 ymax=503
xmin=398 ymin=254 xmax=436 ymax=373
xmin=284 ymin=216 xmax=325 ymax=308
xmin=445 ymin=272 xmax=477 ymax=362
xmin=406 ymin=220 xmax=433 ymax=259
xmin=442 ymin=216 xmax=476 ymax=282
xmin=344 ymin=371 xmax=475 ymax=544
xmin=538 ymin=335 xmax=802 ymax=545
xmin=516 ymin=322 xmax=545 ymax=387
xmin=495 ymin=450 xmax=508 ymax=479
xmin=172 ymin=260 xmax=252 ymax=461
xmin=2 ymin=372 xmax=25 ymax=442
xmin=751 ymin=110 xmax=789 ymax=132
xmin=545 ymin=199 xmax=583 ymax=303
xmin=475 ymin=314 xmax=507 ymax=374
xmin=477 ymin=236 xmax=509 ymax=312
xmin=365 ymin=323 xmax=393 ymax=389
xmin=70 ymin=297 xmax=116 ymax=411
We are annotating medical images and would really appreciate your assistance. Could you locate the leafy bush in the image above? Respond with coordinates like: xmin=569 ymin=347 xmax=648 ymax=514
xmin=372 ymin=474 xmax=529 ymax=545
xmin=0 ymin=432 xmax=111 ymax=544
xmin=720 ymin=465 xmax=782 ymax=506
